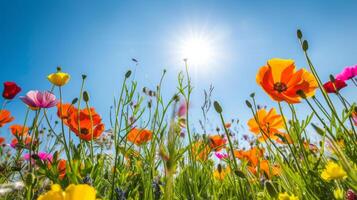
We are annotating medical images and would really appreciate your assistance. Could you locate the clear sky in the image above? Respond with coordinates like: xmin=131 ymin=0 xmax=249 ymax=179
xmin=0 ymin=0 xmax=356 ymax=140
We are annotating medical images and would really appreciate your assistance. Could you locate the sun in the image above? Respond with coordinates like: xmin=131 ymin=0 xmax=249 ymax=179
xmin=179 ymin=34 xmax=215 ymax=66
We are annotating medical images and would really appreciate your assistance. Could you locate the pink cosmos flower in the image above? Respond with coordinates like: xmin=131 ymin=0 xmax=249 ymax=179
xmin=20 ymin=90 xmax=58 ymax=109
xmin=24 ymin=152 xmax=52 ymax=162
xmin=178 ymin=101 xmax=187 ymax=117
xmin=215 ymin=152 xmax=228 ymax=160
xmin=335 ymin=65 xmax=357 ymax=81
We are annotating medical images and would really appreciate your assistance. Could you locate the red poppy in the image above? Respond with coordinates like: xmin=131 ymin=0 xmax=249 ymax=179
xmin=323 ymin=79 xmax=347 ymax=93
xmin=57 ymin=103 xmax=77 ymax=125
xmin=2 ymin=82 xmax=21 ymax=100
xmin=57 ymin=159 xmax=67 ymax=180
xmin=66 ymin=107 xmax=105 ymax=141
xmin=0 ymin=137 xmax=5 ymax=145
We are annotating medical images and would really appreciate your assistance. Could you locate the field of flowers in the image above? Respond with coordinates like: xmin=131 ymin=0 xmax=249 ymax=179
xmin=0 ymin=30 xmax=356 ymax=200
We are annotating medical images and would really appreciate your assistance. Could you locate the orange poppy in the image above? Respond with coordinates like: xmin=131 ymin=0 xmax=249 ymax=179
xmin=247 ymin=108 xmax=284 ymax=142
xmin=209 ymin=135 xmax=226 ymax=152
xmin=0 ymin=110 xmax=14 ymax=127
xmin=224 ymin=123 xmax=231 ymax=128
xmin=9 ymin=124 xmax=29 ymax=136
xmin=66 ymin=107 xmax=105 ymax=141
xmin=57 ymin=159 xmax=67 ymax=180
xmin=275 ymin=133 xmax=293 ymax=144
xmin=10 ymin=136 xmax=32 ymax=148
xmin=0 ymin=137 xmax=5 ymax=145
xmin=192 ymin=141 xmax=211 ymax=161
xmin=127 ymin=127 xmax=153 ymax=145
xmin=248 ymin=160 xmax=280 ymax=178
xmin=57 ymin=103 xmax=77 ymax=124
xmin=256 ymin=58 xmax=317 ymax=104
xmin=234 ymin=147 xmax=264 ymax=166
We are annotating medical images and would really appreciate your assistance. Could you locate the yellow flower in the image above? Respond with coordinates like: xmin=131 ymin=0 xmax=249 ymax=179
xmin=37 ymin=184 xmax=96 ymax=200
xmin=65 ymin=184 xmax=96 ymax=200
xmin=37 ymin=184 xmax=64 ymax=200
xmin=321 ymin=161 xmax=347 ymax=181
xmin=278 ymin=192 xmax=299 ymax=200
xmin=333 ymin=188 xmax=344 ymax=200
xmin=47 ymin=71 xmax=70 ymax=86
xmin=213 ymin=165 xmax=230 ymax=181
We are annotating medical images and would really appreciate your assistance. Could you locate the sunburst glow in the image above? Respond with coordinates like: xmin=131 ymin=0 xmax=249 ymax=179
xmin=179 ymin=34 xmax=215 ymax=66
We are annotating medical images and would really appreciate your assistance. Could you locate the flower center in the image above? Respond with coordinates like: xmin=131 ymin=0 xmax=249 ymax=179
xmin=273 ymin=82 xmax=287 ymax=93
xmin=81 ymin=128 xmax=89 ymax=135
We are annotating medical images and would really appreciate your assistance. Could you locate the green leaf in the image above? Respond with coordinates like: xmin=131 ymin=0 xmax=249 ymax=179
xmin=311 ymin=123 xmax=325 ymax=136
xmin=265 ymin=181 xmax=278 ymax=198
xmin=234 ymin=170 xmax=246 ymax=179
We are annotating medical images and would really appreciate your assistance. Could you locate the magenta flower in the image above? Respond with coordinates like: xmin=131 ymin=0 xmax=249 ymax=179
xmin=335 ymin=65 xmax=357 ymax=81
xmin=178 ymin=101 xmax=187 ymax=117
xmin=20 ymin=90 xmax=58 ymax=109
xmin=215 ymin=152 xmax=228 ymax=160
xmin=24 ymin=152 xmax=52 ymax=162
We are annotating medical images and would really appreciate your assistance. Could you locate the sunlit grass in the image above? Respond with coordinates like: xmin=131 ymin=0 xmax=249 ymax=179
xmin=0 ymin=30 xmax=356 ymax=200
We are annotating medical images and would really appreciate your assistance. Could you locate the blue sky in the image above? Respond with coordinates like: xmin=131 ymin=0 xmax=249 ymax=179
xmin=0 ymin=0 xmax=356 ymax=140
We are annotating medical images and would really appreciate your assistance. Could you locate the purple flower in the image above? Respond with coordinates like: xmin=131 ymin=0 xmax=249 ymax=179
xmin=20 ymin=90 xmax=58 ymax=109
xmin=215 ymin=152 xmax=228 ymax=160
xmin=335 ymin=65 xmax=357 ymax=81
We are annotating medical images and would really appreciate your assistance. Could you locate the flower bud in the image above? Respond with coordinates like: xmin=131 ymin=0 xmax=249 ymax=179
xmin=329 ymin=74 xmax=336 ymax=82
xmin=302 ymin=40 xmax=309 ymax=51
xmin=213 ymin=101 xmax=222 ymax=113
xmin=26 ymin=173 xmax=35 ymax=185
xmin=217 ymin=164 xmax=222 ymax=173
xmin=82 ymin=74 xmax=87 ymax=80
xmin=245 ymin=100 xmax=252 ymax=108
xmin=125 ymin=70 xmax=132 ymax=78
xmin=297 ymin=29 xmax=303 ymax=39
xmin=83 ymin=91 xmax=89 ymax=102
xmin=71 ymin=98 xmax=78 ymax=105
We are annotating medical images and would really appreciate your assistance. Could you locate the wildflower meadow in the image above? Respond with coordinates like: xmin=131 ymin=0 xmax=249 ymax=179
xmin=0 ymin=29 xmax=356 ymax=200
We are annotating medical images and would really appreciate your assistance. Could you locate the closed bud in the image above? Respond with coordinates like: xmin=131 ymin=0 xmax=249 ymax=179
xmin=329 ymin=74 xmax=336 ymax=82
xmin=297 ymin=29 xmax=303 ymax=39
xmin=31 ymin=154 xmax=40 ymax=160
xmin=213 ymin=101 xmax=222 ymax=113
xmin=173 ymin=94 xmax=180 ymax=102
xmin=71 ymin=98 xmax=78 ymax=105
xmin=57 ymin=66 xmax=62 ymax=72
xmin=125 ymin=70 xmax=132 ymax=78
xmin=245 ymin=100 xmax=252 ymax=108
xmin=148 ymin=100 xmax=152 ymax=108
xmin=217 ymin=164 xmax=222 ymax=173
xmin=83 ymin=91 xmax=89 ymax=102
xmin=82 ymin=74 xmax=87 ymax=80
xmin=249 ymin=93 xmax=255 ymax=98
xmin=143 ymin=87 xmax=148 ymax=94
xmin=26 ymin=173 xmax=35 ymax=185
xmin=302 ymin=40 xmax=309 ymax=51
